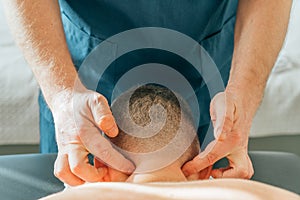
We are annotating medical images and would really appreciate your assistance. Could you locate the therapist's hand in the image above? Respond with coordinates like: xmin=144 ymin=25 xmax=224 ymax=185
xmin=52 ymin=85 xmax=135 ymax=186
xmin=182 ymin=91 xmax=254 ymax=179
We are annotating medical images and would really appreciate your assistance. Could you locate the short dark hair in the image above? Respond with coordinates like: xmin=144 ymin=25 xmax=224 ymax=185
xmin=110 ymin=84 xmax=199 ymax=167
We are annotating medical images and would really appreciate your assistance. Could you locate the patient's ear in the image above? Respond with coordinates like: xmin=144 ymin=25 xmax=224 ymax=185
xmin=185 ymin=165 xmax=213 ymax=181
xmin=94 ymin=158 xmax=129 ymax=182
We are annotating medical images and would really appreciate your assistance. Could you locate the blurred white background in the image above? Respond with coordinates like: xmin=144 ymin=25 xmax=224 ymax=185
xmin=0 ymin=1 xmax=299 ymax=155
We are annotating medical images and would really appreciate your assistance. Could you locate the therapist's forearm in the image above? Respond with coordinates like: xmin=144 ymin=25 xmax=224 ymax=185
xmin=2 ymin=0 xmax=77 ymax=109
xmin=227 ymin=0 xmax=292 ymax=118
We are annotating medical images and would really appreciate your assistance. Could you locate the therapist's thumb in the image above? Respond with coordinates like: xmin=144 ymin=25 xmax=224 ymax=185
xmin=210 ymin=92 xmax=235 ymax=141
xmin=89 ymin=93 xmax=119 ymax=137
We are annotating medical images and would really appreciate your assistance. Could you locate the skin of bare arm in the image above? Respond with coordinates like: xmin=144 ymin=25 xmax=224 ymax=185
xmin=2 ymin=0 xmax=135 ymax=186
xmin=183 ymin=0 xmax=292 ymax=178
xmin=2 ymin=0 xmax=75 ymax=106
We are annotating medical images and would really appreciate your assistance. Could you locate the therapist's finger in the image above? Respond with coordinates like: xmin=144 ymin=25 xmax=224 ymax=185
xmin=198 ymin=165 xmax=213 ymax=179
xmin=182 ymin=140 xmax=227 ymax=176
xmin=54 ymin=153 xmax=84 ymax=186
xmin=94 ymin=158 xmax=111 ymax=182
xmin=67 ymin=144 xmax=108 ymax=182
xmin=79 ymin=127 xmax=135 ymax=174
xmin=222 ymin=154 xmax=254 ymax=179
xmin=211 ymin=167 xmax=230 ymax=178
xmin=187 ymin=165 xmax=213 ymax=180
xmin=211 ymin=152 xmax=254 ymax=179
xmin=212 ymin=166 xmax=252 ymax=179
xmin=90 ymin=94 xmax=119 ymax=137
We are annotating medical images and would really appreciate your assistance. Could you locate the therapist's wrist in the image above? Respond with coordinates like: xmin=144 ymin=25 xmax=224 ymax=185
xmin=50 ymin=89 xmax=73 ymax=112
xmin=49 ymin=78 xmax=89 ymax=112
xmin=225 ymin=80 xmax=264 ymax=120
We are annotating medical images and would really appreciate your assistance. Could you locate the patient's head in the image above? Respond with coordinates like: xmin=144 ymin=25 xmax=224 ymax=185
xmin=111 ymin=84 xmax=199 ymax=167
xmin=95 ymin=84 xmax=201 ymax=182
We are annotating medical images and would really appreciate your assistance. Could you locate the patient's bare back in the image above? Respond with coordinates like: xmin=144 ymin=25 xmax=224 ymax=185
xmin=41 ymin=179 xmax=299 ymax=200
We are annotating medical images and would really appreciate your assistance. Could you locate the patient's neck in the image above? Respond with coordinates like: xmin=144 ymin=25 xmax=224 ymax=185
xmin=127 ymin=163 xmax=187 ymax=183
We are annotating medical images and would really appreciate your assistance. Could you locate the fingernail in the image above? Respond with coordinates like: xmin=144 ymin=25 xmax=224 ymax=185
xmin=109 ymin=126 xmax=119 ymax=138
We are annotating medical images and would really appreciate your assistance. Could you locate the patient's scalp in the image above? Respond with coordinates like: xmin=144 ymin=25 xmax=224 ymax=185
xmin=128 ymin=85 xmax=181 ymax=126
xmin=112 ymin=85 xmax=181 ymax=152
xmin=111 ymin=84 xmax=199 ymax=165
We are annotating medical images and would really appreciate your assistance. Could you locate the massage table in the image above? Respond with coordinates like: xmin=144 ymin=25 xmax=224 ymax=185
xmin=0 ymin=151 xmax=299 ymax=200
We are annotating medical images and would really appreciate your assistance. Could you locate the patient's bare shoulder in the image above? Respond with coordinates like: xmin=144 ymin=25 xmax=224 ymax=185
xmin=147 ymin=179 xmax=299 ymax=200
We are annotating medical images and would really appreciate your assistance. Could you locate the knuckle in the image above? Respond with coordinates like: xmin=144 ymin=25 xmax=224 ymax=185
xmin=89 ymin=93 xmax=108 ymax=107
xmin=54 ymin=156 xmax=67 ymax=179
xmin=96 ymin=94 xmax=108 ymax=105
xmin=238 ymin=167 xmax=250 ymax=179
xmin=240 ymin=170 xmax=248 ymax=178
xmin=245 ymin=173 xmax=252 ymax=179
xmin=70 ymin=163 xmax=83 ymax=175
xmin=54 ymin=168 xmax=66 ymax=179
xmin=206 ymin=153 xmax=218 ymax=165
xmin=248 ymin=168 xmax=254 ymax=179
xmin=224 ymin=116 xmax=233 ymax=125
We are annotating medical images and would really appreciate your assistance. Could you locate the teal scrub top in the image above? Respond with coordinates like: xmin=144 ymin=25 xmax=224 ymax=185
xmin=39 ymin=0 xmax=238 ymax=152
